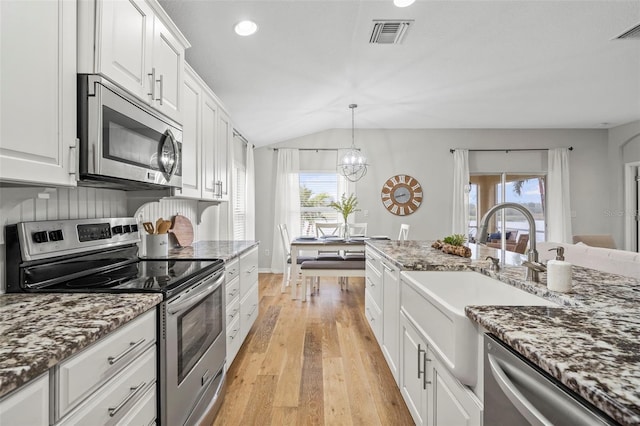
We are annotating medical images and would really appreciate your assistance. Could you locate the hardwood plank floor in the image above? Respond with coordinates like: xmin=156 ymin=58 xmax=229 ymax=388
xmin=212 ymin=273 xmax=415 ymax=426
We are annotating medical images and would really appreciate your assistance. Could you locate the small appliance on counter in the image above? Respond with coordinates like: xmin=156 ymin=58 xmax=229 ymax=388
xmin=5 ymin=217 xmax=226 ymax=425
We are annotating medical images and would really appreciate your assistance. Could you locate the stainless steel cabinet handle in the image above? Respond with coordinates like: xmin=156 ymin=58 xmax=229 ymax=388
xmin=246 ymin=266 xmax=257 ymax=274
xmin=157 ymin=74 xmax=164 ymax=105
xmin=228 ymin=308 xmax=239 ymax=320
xmin=147 ymin=68 xmax=156 ymax=100
xmin=108 ymin=381 xmax=146 ymax=417
xmin=107 ymin=338 xmax=146 ymax=365
xmin=423 ymin=352 xmax=432 ymax=389
xmin=229 ymin=327 xmax=240 ymax=339
xmin=228 ymin=288 xmax=239 ymax=298
xmin=418 ymin=344 xmax=425 ymax=380
xmin=247 ymin=304 xmax=258 ymax=317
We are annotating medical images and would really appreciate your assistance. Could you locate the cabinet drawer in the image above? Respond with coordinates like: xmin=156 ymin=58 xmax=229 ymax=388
xmin=55 ymin=309 xmax=156 ymax=417
xmin=365 ymin=269 xmax=382 ymax=306
xmin=114 ymin=383 xmax=156 ymax=426
xmin=226 ymin=258 xmax=239 ymax=282
xmin=57 ymin=347 xmax=156 ymax=425
xmin=226 ymin=276 xmax=240 ymax=304
xmin=226 ymin=296 xmax=240 ymax=326
xmin=0 ymin=373 xmax=49 ymax=426
xmin=239 ymin=247 xmax=259 ymax=295
xmin=226 ymin=316 xmax=241 ymax=368
xmin=364 ymin=291 xmax=382 ymax=344
xmin=240 ymin=282 xmax=259 ymax=342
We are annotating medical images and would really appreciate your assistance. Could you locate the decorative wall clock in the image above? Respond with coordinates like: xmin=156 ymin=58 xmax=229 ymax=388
xmin=381 ymin=174 xmax=423 ymax=216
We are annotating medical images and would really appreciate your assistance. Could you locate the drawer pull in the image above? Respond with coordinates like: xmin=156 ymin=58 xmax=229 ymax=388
xmin=228 ymin=288 xmax=239 ymax=298
xmin=228 ymin=308 xmax=239 ymax=320
xmin=229 ymin=328 xmax=240 ymax=339
xmin=108 ymin=381 xmax=146 ymax=417
xmin=245 ymin=266 xmax=257 ymax=274
xmin=108 ymin=338 xmax=146 ymax=365
xmin=247 ymin=304 xmax=258 ymax=317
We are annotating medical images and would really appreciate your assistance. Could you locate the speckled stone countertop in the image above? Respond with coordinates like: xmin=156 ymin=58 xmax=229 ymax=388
xmin=366 ymin=240 xmax=640 ymax=425
xmin=0 ymin=293 xmax=162 ymax=399
xmin=163 ymin=240 xmax=258 ymax=261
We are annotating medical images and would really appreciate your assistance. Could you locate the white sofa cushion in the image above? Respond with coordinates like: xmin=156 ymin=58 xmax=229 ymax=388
xmin=538 ymin=241 xmax=640 ymax=279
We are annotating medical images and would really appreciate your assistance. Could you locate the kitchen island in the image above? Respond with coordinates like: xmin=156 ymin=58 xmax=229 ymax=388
xmin=366 ymin=240 xmax=640 ymax=425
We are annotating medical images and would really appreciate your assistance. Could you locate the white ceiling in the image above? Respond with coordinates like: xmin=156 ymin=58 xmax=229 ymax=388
xmin=158 ymin=0 xmax=640 ymax=147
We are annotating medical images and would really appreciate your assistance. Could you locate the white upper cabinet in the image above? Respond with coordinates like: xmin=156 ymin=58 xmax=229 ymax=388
xmin=78 ymin=0 xmax=189 ymax=123
xmin=0 ymin=0 xmax=77 ymax=187
xmin=174 ymin=64 xmax=232 ymax=201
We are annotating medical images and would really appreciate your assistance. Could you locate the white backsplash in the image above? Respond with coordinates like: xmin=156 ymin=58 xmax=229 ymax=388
xmin=0 ymin=187 xmax=227 ymax=293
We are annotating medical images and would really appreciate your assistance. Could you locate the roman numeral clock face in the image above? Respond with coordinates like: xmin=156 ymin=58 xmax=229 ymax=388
xmin=380 ymin=174 xmax=423 ymax=216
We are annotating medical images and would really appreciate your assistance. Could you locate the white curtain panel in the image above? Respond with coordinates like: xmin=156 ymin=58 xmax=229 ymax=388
xmin=547 ymin=148 xmax=573 ymax=243
xmin=270 ymin=149 xmax=301 ymax=272
xmin=245 ymin=145 xmax=256 ymax=240
xmin=451 ymin=149 xmax=470 ymax=235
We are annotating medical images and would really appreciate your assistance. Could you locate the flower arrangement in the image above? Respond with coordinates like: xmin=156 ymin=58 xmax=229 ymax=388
xmin=329 ymin=193 xmax=360 ymax=234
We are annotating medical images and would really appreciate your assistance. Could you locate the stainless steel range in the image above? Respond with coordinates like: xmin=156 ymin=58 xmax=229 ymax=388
xmin=5 ymin=217 xmax=226 ymax=426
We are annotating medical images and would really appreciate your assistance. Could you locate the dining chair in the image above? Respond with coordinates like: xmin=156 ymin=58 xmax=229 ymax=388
xmin=343 ymin=222 xmax=368 ymax=260
xmin=398 ymin=223 xmax=410 ymax=241
xmin=277 ymin=223 xmax=316 ymax=292
xmin=314 ymin=222 xmax=344 ymax=260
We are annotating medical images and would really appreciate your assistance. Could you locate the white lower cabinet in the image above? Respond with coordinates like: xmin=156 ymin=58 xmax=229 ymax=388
xmin=225 ymin=246 xmax=260 ymax=368
xmin=54 ymin=309 xmax=157 ymax=425
xmin=399 ymin=276 xmax=483 ymax=426
xmin=0 ymin=374 xmax=49 ymax=426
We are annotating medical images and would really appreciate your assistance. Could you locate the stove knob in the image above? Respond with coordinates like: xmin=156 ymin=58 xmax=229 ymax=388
xmin=48 ymin=230 xmax=64 ymax=241
xmin=32 ymin=231 xmax=49 ymax=243
xmin=112 ymin=225 xmax=123 ymax=235
xmin=123 ymin=225 xmax=131 ymax=233
xmin=130 ymin=224 xmax=139 ymax=233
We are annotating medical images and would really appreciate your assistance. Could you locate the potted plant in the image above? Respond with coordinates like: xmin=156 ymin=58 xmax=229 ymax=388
xmin=329 ymin=193 xmax=359 ymax=239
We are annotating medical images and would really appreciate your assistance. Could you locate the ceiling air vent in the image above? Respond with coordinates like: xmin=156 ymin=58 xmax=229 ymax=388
xmin=369 ymin=20 xmax=413 ymax=44
xmin=614 ymin=22 xmax=640 ymax=39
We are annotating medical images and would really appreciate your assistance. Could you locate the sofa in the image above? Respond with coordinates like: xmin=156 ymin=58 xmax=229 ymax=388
xmin=538 ymin=241 xmax=640 ymax=279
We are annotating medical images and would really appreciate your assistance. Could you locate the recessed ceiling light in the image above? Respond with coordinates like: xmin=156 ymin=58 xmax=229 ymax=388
xmin=393 ymin=0 xmax=415 ymax=7
xmin=234 ymin=20 xmax=258 ymax=36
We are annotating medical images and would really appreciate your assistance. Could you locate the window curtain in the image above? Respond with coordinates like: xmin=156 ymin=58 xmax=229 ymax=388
xmin=547 ymin=148 xmax=572 ymax=243
xmin=245 ymin=144 xmax=256 ymax=240
xmin=271 ymin=149 xmax=301 ymax=273
xmin=451 ymin=149 xmax=470 ymax=235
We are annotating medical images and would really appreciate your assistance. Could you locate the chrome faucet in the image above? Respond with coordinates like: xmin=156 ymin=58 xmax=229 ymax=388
xmin=477 ymin=202 xmax=541 ymax=282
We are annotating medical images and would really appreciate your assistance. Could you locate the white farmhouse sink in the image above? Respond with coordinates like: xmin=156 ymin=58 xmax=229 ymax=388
xmin=400 ymin=271 xmax=556 ymax=386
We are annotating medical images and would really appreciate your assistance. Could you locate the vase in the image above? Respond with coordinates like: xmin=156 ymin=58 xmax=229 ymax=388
xmin=343 ymin=220 xmax=350 ymax=240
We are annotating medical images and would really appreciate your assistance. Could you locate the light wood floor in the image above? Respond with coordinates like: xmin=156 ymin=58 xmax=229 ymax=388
xmin=212 ymin=273 xmax=415 ymax=426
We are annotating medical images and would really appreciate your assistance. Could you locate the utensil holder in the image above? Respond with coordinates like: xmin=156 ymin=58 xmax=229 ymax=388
xmin=144 ymin=234 xmax=168 ymax=258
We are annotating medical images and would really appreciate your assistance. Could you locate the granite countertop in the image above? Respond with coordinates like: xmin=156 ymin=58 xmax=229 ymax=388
xmin=366 ymin=240 xmax=640 ymax=425
xmin=0 ymin=293 xmax=162 ymax=399
xmin=164 ymin=240 xmax=259 ymax=261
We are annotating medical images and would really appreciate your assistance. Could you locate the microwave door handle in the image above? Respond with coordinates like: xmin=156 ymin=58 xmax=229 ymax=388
xmin=167 ymin=273 xmax=224 ymax=315
xmin=165 ymin=129 xmax=179 ymax=178
xmin=487 ymin=353 xmax=552 ymax=426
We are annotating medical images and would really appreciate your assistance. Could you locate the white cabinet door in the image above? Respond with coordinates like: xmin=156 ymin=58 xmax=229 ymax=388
xmin=98 ymin=0 xmax=154 ymax=101
xmin=151 ymin=16 xmax=183 ymax=121
xmin=0 ymin=374 xmax=49 ymax=426
xmin=428 ymin=349 xmax=482 ymax=426
xmin=0 ymin=0 xmax=77 ymax=187
xmin=201 ymin=92 xmax=218 ymax=200
xmin=382 ymin=261 xmax=400 ymax=383
xmin=177 ymin=66 xmax=203 ymax=198
xmin=216 ymin=108 xmax=232 ymax=200
xmin=400 ymin=313 xmax=429 ymax=426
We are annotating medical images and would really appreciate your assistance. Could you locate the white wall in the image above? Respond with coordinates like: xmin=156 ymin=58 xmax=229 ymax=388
xmin=255 ymin=128 xmax=610 ymax=269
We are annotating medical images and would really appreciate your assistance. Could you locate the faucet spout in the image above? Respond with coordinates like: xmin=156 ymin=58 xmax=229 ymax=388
xmin=477 ymin=202 xmax=540 ymax=282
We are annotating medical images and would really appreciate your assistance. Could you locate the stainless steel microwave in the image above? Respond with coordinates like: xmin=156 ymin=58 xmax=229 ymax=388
xmin=78 ymin=74 xmax=182 ymax=190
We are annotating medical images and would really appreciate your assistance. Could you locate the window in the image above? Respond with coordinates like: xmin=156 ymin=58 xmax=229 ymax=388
xmin=470 ymin=174 xmax=546 ymax=244
xmin=232 ymin=162 xmax=246 ymax=240
xmin=299 ymin=172 xmax=341 ymax=235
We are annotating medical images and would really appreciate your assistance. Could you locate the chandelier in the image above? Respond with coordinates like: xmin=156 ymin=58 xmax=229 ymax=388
xmin=338 ymin=104 xmax=368 ymax=182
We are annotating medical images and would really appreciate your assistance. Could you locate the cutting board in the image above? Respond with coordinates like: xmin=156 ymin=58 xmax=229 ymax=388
xmin=169 ymin=214 xmax=194 ymax=247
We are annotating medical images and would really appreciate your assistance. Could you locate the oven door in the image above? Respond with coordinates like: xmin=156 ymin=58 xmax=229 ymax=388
xmin=79 ymin=74 xmax=182 ymax=189
xmin=162 ymin=269 xmax=226 ymax=426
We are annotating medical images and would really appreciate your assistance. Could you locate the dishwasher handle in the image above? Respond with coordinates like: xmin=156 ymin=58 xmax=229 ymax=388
xmin=487 ymin=353 xmax=552 ymax=426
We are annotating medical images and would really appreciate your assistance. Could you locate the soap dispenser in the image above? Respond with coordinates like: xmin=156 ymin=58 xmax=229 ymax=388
xmin=547 ymin=247 xmax=572 ymax=292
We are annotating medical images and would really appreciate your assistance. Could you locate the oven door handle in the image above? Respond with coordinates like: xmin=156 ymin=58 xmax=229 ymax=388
xmin=167 ymin=273 xmax=224 ymax=315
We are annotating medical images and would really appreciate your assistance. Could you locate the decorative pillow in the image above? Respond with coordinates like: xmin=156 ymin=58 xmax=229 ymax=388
xmin=488 ymin=231 xmax=512 ymax=240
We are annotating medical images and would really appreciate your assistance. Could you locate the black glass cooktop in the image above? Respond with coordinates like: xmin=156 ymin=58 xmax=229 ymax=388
xmin=22 ymin=258 xmax=224 ymax=299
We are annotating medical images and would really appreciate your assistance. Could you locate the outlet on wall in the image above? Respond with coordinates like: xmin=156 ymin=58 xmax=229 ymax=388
xmin=265 ymin=249 xmax=270 ymax=256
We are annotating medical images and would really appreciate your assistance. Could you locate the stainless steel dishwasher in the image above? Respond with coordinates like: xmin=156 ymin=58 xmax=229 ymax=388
xmin=484 ymin=334 xmax=618 ymax=425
